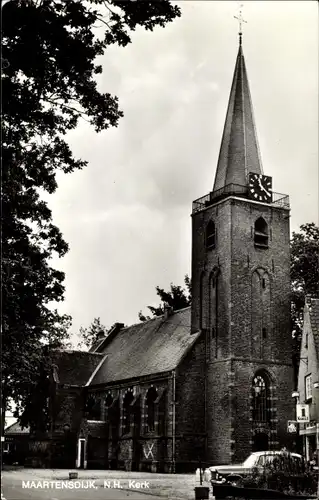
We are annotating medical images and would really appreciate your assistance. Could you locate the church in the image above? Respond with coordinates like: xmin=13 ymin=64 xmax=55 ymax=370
xmin=28 ymin=32 xmax=294 ymax=472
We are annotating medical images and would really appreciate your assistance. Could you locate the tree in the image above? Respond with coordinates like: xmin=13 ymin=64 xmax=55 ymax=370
xmin=139 ymin=274 xmax=191 ymax=321
xmin=290 ymin=223 xmax=319 ymax=383
xmin=77 ymin=317 xmax=109 ymax=350
xmin=2 ymin=0 xmax=181 ymax=432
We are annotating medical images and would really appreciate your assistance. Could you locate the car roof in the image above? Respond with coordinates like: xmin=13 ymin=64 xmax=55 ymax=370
xmin=250 ymin=451 xmax=302 ymax=458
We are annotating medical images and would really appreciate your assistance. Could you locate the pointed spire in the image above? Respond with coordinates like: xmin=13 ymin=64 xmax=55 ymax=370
xmin=213 ymin=42 xmax=263 ymax=192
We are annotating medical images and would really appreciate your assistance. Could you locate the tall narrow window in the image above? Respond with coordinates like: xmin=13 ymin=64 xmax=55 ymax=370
xmin=252 ymin=374 xmax=270 ymax=423
xmin=158 ymin=392 xmax=166 ymax=435
xmin=200 ymin=272 xmax=205 ymax=330
xmin=105 ymin=394 xmax=113 ymax=423
xmin=123 ymin=391 xmax=134 ymax=434
xmin=146 ymin=387 xmax=158 ymax=432
xmin=86 ymin=395 xmax=101 ymax=420
xmin=209 ymin=269 xmax=219 ymax=355
xmin=206 ymin=221 xmax=216 ymax=249
xmin=254 ymin=217 xmax=268 ymax=248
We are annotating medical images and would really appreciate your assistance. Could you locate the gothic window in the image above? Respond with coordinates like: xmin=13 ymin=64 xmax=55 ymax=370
xmin=146 ymin=387 xmax=158 ymax=432
xmin=206 ymin=220 xmax=216 ymax=249
xmin=209 ymin=270 xmax=219 ymax=345
xmin=158 ymin=392 xmax=166 ymax=435
xmin=200 ymin=272 xmax=205 ymax=330
xmin=86 ymin=395 xmax=101 ymax=420
xmin=254 ymin=217 xmax=268 ymax=248
xmin=123 ymin=391 xmax=134 ymax=434
xmin=252 ymin=374 xmax=270 ymax=423
xmin=104 ymin=394 xmax=113 ymax=423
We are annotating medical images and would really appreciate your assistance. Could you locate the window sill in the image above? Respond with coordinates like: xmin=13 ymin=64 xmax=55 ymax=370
xmin=254 ymin=243 xmax=269 ymax=249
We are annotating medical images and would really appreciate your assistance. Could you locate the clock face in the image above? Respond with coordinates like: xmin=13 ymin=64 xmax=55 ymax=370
xmin=248 ymin=173 xmax=272 ymax=203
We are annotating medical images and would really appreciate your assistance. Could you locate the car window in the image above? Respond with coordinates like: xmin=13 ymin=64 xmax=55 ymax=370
xmin=257 ymin=455 xmax=265 ymax=467
xmin=243 ymin=454 xmax=258 ymax=468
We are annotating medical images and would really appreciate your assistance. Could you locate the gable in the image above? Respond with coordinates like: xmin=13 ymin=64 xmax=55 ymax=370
xmin=50 ymin=350 xmax=105 ymax=386
xmin=5 ymin=421 xmax=30 ymax=435
xmin=308 ymin=298 xmax=319 ymax=360
xmin=90 ymin=307 xmax=201 ymax=385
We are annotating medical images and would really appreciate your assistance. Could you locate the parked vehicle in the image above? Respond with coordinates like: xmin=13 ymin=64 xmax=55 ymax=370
xmin=196 ymin=451 xmax=305 ymax=485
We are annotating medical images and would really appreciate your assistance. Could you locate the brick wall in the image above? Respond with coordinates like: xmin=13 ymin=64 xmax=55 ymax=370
xmin=191 ymin=195 xmax=293 ymax=464
xmin=87 ymin=377 xmax=173 ymax=472
xmin=231 ymin=360 xmax=293 ymax=463
xmin=175 ymin=335 xmax=206 ymax=470
xmin=206 ymin=359 xmax=233 ymax=464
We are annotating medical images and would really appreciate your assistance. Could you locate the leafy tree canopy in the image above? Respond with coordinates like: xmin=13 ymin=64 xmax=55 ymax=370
xmin=291 ymin=222 xmax=319 ymax=335
xmin=139 ymin=274 xmax=191 ymax=321
xmin=290 ymin=223 xmax=319 ymax=383
xmin=2 ymin=0 xmax=181 ymax=431
xmin=77 ymin=317 xmax=109 ymax=350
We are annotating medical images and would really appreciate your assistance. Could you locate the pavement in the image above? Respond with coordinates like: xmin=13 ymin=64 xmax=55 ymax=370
xmin=1 ymin=467 xmax=204 ymax=500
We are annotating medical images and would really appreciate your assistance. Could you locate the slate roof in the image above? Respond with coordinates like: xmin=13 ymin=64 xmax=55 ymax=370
xmin=5 ymin=421 xmax=30 ymax=435
xmin=213 ymin=43 xmax=263 ymax=192
xmin=50 ymin=350 xmax=105 ymax=386
xmin=308 ymin=298 xmax=319 ymax=359
xmin=90 ymin=307 xmax=200 ymax=385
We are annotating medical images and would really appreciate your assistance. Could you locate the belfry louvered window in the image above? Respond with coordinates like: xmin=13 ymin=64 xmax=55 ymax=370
xmin=206 ymin=220 xmax=216 ymax=249
xmin=254 ymin=217 xmax=269 ymax=248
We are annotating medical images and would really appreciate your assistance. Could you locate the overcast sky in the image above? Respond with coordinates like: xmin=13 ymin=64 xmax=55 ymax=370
xmin=48 ymin=0 xmax=318 ymax=340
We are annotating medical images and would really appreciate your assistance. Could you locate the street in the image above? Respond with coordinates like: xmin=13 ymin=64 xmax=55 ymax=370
xmin=1 ymin=468 xmax=198 ymax=500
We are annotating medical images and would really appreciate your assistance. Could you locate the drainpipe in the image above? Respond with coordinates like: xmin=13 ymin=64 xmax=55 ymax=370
xmin=172 ymin=370 xmax=176 ymax=473
xmin=204 ymin=331 xmax=207 ymax=469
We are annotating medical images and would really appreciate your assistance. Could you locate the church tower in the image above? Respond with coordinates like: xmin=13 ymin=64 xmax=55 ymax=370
xmin=191 ymin=32 xmax=293 ymax=464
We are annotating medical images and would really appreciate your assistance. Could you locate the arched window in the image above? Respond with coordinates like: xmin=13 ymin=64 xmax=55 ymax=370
xmin=146 ymin=387 xmax=158 ymax=432
xmin=123 ymin=391 xmax=134 ymax=434
xmin=158 ymin=392 xmax=166 ymax=435
xmin=254 ymin=217 xmax=268 ymax=247
xmin=209 ymin=268 xmax=219 ymax=351
xmin=104 ymin=394 xmax=113 ymax=423
xmin=252 ymin=374 xmax=270 ymax=423
xmin=206 ymin=220 xmax=216 ymax=249
xmin=86 ymin=395 xmax=101 ymax=420
xmin=199 ymin=272 xmax=205 ymax=330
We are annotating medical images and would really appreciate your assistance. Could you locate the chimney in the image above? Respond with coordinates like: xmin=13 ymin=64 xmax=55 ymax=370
xmin=163 ymin=304 xmax=174 ymax=320
xmin=96 ymin=330 xmax=106 ymax=341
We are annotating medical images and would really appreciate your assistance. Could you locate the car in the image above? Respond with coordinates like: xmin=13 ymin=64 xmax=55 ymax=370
xmin=196 ymin=451 xmax=305 ymax=485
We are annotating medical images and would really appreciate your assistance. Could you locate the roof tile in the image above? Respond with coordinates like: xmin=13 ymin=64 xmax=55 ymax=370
xmin=51 ymin=350 xmax=104 ymax=386
xmin=91 ymin=307 xmax=200 ymax=385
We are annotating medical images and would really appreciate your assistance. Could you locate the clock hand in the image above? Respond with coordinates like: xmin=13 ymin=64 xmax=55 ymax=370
xmin=260 ymin=184 xmax=270 ymax=196
xmin=257 ymin=177 xmax=270 ymax=196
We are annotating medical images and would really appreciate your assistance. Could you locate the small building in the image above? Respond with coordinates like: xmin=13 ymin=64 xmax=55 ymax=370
xmin=297 ymin=297 xmax=319 ymax=461
xmin=4 ymin=421 xmax=30 ymax=465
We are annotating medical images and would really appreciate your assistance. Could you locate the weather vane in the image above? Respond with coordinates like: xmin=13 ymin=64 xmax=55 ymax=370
xmin=234 ymin=3 xmax=247 ymax=45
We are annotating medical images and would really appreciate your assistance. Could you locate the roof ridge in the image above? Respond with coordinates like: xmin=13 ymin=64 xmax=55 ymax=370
xmin=118 ymin=305 xmax=191 ymax=332
xmin=52 ymin=349 xmax=104 ymax=356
